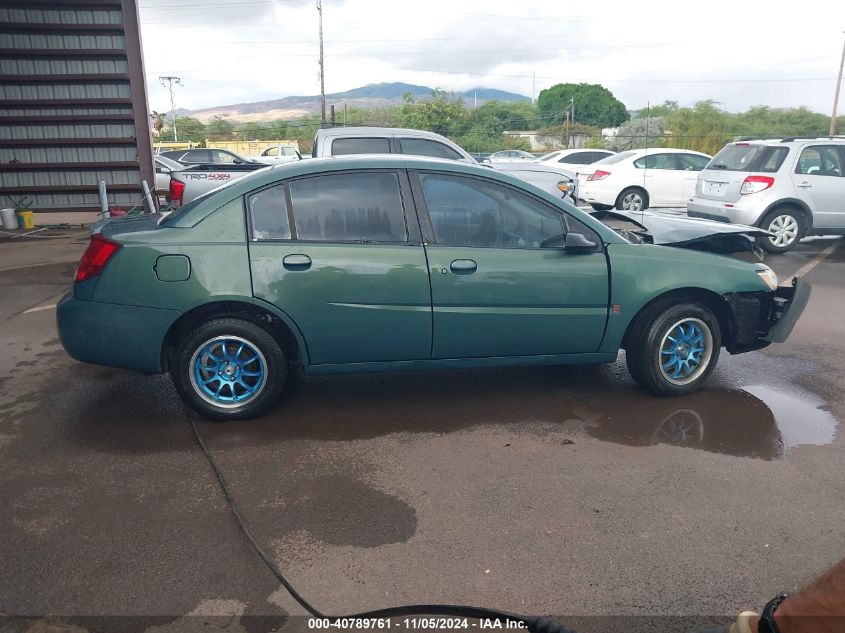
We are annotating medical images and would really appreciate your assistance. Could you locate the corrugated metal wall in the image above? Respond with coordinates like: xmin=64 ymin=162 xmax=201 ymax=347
xmin=0 ymin=0 xmax=154 ymax=217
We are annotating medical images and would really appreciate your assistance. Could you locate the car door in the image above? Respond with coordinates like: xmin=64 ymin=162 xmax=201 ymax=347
xmin=793 ymin=145 xmax=845 ymax=228
xmin=412 ymin=171 xmax=609 ymax=359
xmin=248 ymin=170 xmax=432 ymax=365
xmin=636 ymin=153 xmax=684 ymax=206
xmin=677 ymin=153 xmax=711 ymax=202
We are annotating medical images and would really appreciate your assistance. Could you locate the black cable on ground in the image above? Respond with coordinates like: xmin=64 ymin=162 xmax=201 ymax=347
xmin=187 ymin=416 xmax=574 ymax=633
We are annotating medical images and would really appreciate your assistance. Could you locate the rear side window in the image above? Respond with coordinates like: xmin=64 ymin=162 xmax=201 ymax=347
xmin=677 ymin=154 xmax=710 ymax=171
xmin=184 ymin=150 xmax=210 ymax=163
xmin=399 ymin=138 xmax=462 ymax=160
xmin=289 ymin=172 xmax=407 ymax=242
xmin=796 ymin=146 xmax=844 ymax=177
xmin=330 ymin=137 xmax=391 ymax=156
xmin=249 ymin=184 xmax=291 ymax=240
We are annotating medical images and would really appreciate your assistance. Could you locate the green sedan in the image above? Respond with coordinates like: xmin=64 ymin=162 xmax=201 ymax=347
xmin=57 ymin=156 xmax=809 ymax=420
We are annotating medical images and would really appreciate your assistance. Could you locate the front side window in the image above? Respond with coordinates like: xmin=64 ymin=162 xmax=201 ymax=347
xmin=289 ymin=172 xmax=407 ymax=242
xmin=419 ymin=173 xmax=565 ymax=249
xmin=212 ymin=150 xmax=238 ymax=164
xmin=796 ymin=146 xmax=843 ymax=177
xmin=330 ymin=137 xmax=391 ymax=156
xmin=249 ymin=184 xmax=291 ymax=240
xmin=263 ymin=147 xmax=279 ymax=157
xmin=634 ymin=153 xmax=677 ymax=170
xmin=399 ymin=138 xmax=462 ymax=160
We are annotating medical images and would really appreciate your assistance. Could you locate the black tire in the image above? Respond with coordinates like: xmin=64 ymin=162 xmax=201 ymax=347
xmin=625 ymin=301 xmax=721 ymax=396
xmin=758 ymin=206 xmax=805 ymax=253
xmin=171 ymin=317 xmax=287 ymax=421
xmin=615 ymin=187 xmax=649 ymax=212
xmin=590 ymin=203 xmax=613 ymax=211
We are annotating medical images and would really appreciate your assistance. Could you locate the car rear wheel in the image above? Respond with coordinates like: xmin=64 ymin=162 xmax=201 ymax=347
xmin=626 ymin=301 xmax=721 ymax=396
xmin=171 ymin=317 xmax=287 ymax=421
xmin=616 ymin=187 xmax=649 ymax=212
xmin=759 ymin=207 xmax=804 ymax=253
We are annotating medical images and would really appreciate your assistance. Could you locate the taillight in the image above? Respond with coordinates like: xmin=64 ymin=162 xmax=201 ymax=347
xmin=587 ymin=170 xmax=610 ymax=181
xmin=75 ymin=233 xmax=121 ymax=283
xmin=740 ymin=175 xmax=775 ymax=195
xmin=169 ymin=178 xmax=185 ymax=207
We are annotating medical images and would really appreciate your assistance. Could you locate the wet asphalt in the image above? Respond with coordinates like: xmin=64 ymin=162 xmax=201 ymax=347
xmin=0 ymin=234 xmax=844 ymax=632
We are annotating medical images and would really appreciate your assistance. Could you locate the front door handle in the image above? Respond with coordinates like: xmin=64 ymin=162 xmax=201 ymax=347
xmin=797 ymin=182 xmax=812 ymax=188
xmin=450 ymin=259 xmax=477 ymax=274
xmin=283 ymin=254 xmax=312 ymax=270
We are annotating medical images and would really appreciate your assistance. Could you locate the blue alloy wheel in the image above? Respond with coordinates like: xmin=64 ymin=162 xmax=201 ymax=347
xmin=658 ymin=317 xmax=713 ymax=386
xmin=189 ymin=335 xmax=267 ymax=408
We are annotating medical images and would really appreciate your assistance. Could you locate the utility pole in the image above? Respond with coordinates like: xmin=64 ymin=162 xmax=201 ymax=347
xmin=316 ymin=0 xmax=326 ymax=124
xmin=159 ymin=76 xmax=182 ymax=141
xmin=831 ymin=31 xmax=845 ymax=136
xmin=570 ymin=96 xmax=574 ymax=125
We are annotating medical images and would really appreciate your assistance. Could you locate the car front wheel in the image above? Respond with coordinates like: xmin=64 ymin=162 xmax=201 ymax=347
xmin=171 ymin=317 xmax=287 ymax=420
xmin=626 ymin=301 xmax=721 ymax=396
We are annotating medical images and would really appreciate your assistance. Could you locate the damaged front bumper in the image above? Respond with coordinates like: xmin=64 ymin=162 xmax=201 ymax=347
xmin=725 ymin=278 xmax=811 ymax=353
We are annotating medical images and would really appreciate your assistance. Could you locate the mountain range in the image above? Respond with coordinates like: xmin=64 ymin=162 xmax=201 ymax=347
xmin=178 ymin=82 xmax=530 ymax=123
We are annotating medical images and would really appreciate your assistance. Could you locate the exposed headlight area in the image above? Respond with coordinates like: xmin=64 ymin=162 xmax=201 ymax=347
xmin=756 ymin=266 xmax=779 ymax=290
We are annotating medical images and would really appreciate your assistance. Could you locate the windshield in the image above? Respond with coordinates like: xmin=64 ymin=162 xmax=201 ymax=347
xmin=594 ymin=150 xmax=637 ymax=165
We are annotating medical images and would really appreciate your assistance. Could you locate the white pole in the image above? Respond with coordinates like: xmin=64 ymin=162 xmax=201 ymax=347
xmin=98 ymin=180 xmax=110 ymax=218
xmin=141 ymin=180 xmax=156 ymax=214
xmin=831 ymin=32 xmax=845 ymax=136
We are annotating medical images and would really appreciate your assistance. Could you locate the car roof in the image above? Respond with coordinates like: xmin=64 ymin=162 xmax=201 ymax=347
xmin=629 ymin=147 xmax=711 ymax=156
xmin=726 ymin=137 xmax=845 ymax=146
xmin=315 ymin=126 xmax=454 ymax=141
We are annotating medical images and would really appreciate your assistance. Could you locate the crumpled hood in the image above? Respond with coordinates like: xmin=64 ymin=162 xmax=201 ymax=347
xmin=590 ymin=209 xmax=772 ymax=257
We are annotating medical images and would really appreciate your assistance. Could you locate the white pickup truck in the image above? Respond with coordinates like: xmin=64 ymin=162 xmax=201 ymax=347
xmin=167 ymin=162 xmax=269 ymax=207
xmin=252 ymin=145 xmax=301 ymax=165
xmin=310 ymin=127 xmax=578 ymax=202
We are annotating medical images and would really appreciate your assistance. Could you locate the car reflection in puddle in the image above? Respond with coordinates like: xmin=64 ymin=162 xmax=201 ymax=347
xmin=565 ymin=385 xmax=837 ymax=460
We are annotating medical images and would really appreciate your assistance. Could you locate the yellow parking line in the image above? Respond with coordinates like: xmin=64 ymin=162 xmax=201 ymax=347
xmin=788 ymin=238 xmax=842 ymax=282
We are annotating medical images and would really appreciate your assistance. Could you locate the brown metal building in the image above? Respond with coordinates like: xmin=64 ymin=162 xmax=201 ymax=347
xmin=0 ymin=0 xmax=154 ymax=224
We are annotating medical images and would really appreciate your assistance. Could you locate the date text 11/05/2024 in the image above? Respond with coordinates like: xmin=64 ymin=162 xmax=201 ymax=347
xmin=307 ymin=618 xmax=527 ymax=629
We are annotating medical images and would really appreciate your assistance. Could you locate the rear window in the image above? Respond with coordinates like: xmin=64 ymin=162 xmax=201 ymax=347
xmin=594 ymin=151 xmax=637 ymax=165
xmin=331 ymin=137 xmax=391 ymax=156
xmin=708 ymin=144 xmax=788 ymax=173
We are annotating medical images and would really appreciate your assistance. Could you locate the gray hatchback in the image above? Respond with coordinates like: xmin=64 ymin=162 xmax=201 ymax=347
xmin=687 ymin=137 xmax=845 ymax=252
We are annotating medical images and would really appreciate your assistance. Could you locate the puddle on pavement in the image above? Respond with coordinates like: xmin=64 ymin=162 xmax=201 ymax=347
xmin=564 ymin=384 xmax=837 ymax=460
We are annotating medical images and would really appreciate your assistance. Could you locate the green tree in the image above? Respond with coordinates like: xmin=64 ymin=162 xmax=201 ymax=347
xmin=466 ymin=100 xmax=538 ymax=133
xmin=400 ymin=89 xmax=467 ymax=136
xmin=606 ymin=117 xmax=666 ymax=152
xmin=537 ymin=83 xmax=629 ymax=128
xmin=665 ymin=101 xmax=732 ymax=155
xmin=633 ymin=100 xmax=679 ymax=120
xmin=206 ymin=115 xmax=235 ymax=139
xmin=162 ymin=116 xmax=205 ymax=143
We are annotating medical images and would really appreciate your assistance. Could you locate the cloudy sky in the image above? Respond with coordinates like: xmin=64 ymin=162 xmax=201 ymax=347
xmin=140 ymin=0 xmax=845 ymax=115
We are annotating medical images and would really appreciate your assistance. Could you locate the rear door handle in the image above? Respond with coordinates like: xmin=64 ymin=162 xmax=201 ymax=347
xmin=450 ymin=259 xmax=477 ymax=274
xmin=283 ymin=254 xmax=312 ymax=270
xmin=797 ymin=182 xmax=812 ymax=188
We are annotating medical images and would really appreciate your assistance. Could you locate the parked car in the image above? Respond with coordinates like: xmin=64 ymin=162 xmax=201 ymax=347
xmin=168 ymin=162 xmax=269 ymax=207
xmin=154 ymin=155 xmax=184 ymax=203
xmin=489 ymin=149 xmax=535 ymax=162
xmin=578 ymin=148 xmax=712 ymax=211
xmin=687 ymin=137 xmax=845 ymax=252
xmin=534 ymin=148 xmax=615 ymax=175
xmin=252 ymin=145 xmax=301 ymax=165
xmin=58 ymin=155 xmax=807 ymax=421
xmin=161 ymin=148 xmax=256 ymax=166
xmin=311 ymin=126 xmax=574 ymax=201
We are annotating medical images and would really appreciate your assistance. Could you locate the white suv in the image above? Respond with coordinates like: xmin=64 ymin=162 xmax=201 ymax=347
xmin=687 ymin=138 xmax=845 ymax=252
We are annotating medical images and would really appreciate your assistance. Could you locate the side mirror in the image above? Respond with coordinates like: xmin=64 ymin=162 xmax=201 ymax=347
xmin=565 ymin=232 xmax=597 ymax=251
